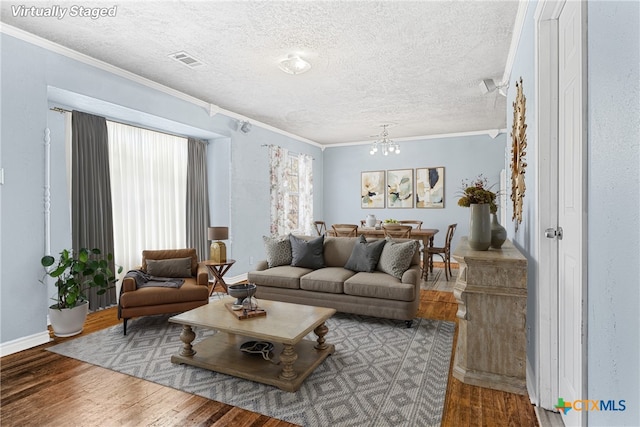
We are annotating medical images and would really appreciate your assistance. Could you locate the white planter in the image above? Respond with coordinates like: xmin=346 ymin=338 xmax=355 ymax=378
xmin=49 ymin=301 xmax=89 ymax=337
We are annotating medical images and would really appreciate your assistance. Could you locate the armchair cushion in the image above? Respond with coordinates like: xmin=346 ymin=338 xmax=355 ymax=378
xmin=142 ymin=248 xmax=198 ymax=276
xmin=146 ymin=257 xmax=192 ymax=278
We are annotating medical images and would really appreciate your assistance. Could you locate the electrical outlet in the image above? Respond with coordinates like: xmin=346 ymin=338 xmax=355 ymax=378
xmin=250 ymin=256 xmax=254 ymax=265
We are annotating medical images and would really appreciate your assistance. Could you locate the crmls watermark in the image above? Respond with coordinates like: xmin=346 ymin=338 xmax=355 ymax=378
xmin=11 ymin=5 xmax=118 ymax=20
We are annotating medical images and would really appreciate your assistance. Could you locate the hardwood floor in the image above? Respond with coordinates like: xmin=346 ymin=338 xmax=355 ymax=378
xmin=1 ymin=288 xmax=538 ymax=426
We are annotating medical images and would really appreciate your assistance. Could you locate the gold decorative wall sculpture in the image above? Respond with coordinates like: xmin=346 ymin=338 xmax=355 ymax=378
xmin=510 ymin=78 xmax=527 ymax=230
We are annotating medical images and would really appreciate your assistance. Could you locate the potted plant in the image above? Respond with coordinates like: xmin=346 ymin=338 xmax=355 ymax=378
xmin=457 ymin=175 xmax=497 ymax=251
xmin=41 ymin=247 xmax=121 ymax=337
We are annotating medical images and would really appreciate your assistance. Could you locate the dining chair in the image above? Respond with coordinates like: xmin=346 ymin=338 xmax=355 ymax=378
xmin=314 ymin=221 xmax=327 ymax=236
xmin=423 ymin=223 xmax=457 ymax=281
xmin=331 ymin=224 xmax=359 ymax=237
xmin=381 ymin=224 xmax=413 ymax=238
xmin=399 ymin=220 xmax=423 ymax=229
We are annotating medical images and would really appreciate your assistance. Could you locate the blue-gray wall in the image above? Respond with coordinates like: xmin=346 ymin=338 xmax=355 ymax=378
xmin=505 ymin=0 xmax=538 ymax=401
xmin=586 ymin=1 xmax=639 ymax=425
xmin=0 ymin=33 xmax=321 ymax=346
xmin=508 ymin=1 xmax=640 ymax=425
xmin=323 ymin=134 xmax=506 ymax=251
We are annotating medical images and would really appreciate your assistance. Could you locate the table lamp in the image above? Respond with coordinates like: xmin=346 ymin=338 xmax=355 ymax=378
xmin=208 ymin=226 xmax=228 ymax=263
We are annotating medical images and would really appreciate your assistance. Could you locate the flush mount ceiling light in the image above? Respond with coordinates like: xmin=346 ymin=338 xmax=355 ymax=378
xmin=479 ymin=78 xmax=509 ymax=97
xmin=369 ymin=124 xmax=400 ymax=156
xmin=278 ymin=54 xmax=311 ymax=75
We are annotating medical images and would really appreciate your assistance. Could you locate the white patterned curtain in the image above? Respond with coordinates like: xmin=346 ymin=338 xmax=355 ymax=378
xmin=269 ymin=145 xmax=288 ymax=236
xmin=107 ymin=121 xmax=188 ymax=283
xmin=298 ymin=153 xmax=314 ymax=235
xmin=269 ymin=145 xmax=314 ymax=236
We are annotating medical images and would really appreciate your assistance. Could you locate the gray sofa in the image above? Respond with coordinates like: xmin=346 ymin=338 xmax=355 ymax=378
xmin=248 ymin=235 xmax=421 ymax=327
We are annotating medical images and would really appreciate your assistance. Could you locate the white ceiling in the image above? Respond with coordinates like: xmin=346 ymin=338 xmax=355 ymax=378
xmin=1 ymin=1 xmax=520 ymax=145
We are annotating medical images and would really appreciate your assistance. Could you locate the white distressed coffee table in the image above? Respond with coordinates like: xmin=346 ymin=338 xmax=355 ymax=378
xmin=169 ymin=297 xmax=336 ymax=392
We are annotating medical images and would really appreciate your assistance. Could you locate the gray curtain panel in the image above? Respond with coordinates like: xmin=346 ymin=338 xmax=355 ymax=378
xmin=71 ymin=110 xmax=117 ymax=310
xmin=186 ymin=138 xmax=210 ymax=262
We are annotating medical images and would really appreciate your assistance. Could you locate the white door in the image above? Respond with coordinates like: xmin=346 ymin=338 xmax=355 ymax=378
xmin=557 ymin=1 xmax=586 ymax=425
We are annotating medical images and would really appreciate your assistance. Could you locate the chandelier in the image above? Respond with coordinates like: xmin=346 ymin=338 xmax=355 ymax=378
xmin=369 ymin=124 xmax=400 ymax=155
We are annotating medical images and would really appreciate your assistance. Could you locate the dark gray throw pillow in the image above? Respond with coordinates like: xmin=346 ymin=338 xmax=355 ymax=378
xmin=290 ymin=234 xmax=325 ymax=269
xmin=344 ymin=235 xmax=387 ymax=273
xmin=146 ymin=257 xmax=193 ymax=278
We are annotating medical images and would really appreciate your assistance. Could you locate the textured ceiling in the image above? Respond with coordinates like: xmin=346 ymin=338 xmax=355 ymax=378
xmin=1 ymin=1 xmax=519 ymax=145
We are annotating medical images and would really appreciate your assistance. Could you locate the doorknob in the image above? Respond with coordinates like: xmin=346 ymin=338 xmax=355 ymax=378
xmin=545 ymin=227 xmax=563 ymax=240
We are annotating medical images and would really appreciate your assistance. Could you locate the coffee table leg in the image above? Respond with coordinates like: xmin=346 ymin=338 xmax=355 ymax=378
xmin=178 ymin=325 xmax=196 ymax=357
xmin=314 ymin=322 xmax=329 ymax=350
xmin=278 ymin=344 xmax=298 ymax=380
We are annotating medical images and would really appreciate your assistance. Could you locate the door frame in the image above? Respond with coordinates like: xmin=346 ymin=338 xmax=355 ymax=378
xmin=534 ymin=0 xmax=589 ymax=416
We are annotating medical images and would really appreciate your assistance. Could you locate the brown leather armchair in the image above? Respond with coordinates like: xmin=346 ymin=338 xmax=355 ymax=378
xmin=118 ymin=248 xmax=209 ymax=334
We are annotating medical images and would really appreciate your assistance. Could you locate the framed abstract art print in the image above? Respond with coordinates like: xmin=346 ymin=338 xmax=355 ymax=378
xmin=415 ymin=167 xmax=444 ymax=208
xmin=361 ymin=170 xmax=385 ymax=208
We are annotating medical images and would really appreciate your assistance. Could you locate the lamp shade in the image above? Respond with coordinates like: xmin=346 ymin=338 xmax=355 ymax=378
xmin=208 ymin=226 xmax=228 ymax=241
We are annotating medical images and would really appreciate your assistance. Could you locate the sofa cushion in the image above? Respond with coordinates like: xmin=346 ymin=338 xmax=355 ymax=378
xmin=145 ymin=257 xmax=193 ymax=278
xmin=376 ymin=239 xmax=419 ymax=279
xmin=263 ymin=235 xmax=292 ymax=267
xmin=344 ymin=272 xmax=415 ymax=302
xmin=248 ymin=265 xmax=311 ymax=289
xmin=344 ymin=235 xmax=386 ymax=273
xmin=300 ymin=267 xmax=355 ymax=294
xmin=290 ymin=234 xmax=325 ymax=269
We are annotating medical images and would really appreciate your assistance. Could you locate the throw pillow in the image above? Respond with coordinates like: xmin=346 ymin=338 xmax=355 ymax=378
xmin=263 ymin=235 xmax=292 ymax=268
xmin=146 ymin=257 xmax=192 ymax=278
xmin=290 ymin=234 xmax=325 ymax=269
xmin=344 ymin=235 xmax=387 ymax=273
xmin=377 ymin=238 xmax=419 ymax=279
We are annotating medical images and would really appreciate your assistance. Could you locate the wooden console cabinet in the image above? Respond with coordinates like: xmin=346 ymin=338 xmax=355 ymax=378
xmin=452 ymin=237 xmax=528 ymax=395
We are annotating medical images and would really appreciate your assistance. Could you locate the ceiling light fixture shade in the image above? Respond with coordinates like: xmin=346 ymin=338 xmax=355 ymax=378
xmin=369 ymin=124 xmax=400 ymax=156
xmin=278 ymin=55 xmax=311 ymax=75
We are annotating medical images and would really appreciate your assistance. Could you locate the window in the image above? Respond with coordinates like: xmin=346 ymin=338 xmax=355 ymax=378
xmin=107 ymin=121 xmax=188 ymax=275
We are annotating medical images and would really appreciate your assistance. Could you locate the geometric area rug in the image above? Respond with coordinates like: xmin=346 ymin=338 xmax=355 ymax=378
xmin=48 ymin=311 xmax=455 ymax=427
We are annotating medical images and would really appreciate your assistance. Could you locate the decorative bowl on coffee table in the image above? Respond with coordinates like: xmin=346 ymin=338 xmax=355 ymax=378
xmin=228 ymin=283 xmax=257 ymax=305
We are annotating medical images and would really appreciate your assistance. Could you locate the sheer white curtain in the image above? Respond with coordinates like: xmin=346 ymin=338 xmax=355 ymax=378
xmin=107 ymin=121 xmax=188 ymax=279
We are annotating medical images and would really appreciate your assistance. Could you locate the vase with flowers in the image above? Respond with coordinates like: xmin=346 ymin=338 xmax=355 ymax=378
xmin=458 ymin=175 xmax=498 ymax=251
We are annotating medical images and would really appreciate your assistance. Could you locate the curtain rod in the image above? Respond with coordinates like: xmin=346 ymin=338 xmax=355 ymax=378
xmin=49 ymin=106 xmax=208 ymax=143
xmin=261 ymin=144 xmax=315 ymax=160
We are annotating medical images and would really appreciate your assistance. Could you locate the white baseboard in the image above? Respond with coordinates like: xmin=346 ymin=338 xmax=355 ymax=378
xmin=527 ymin=356 xmax=538 ymax=405
xmin=1 ymin=331 xmax=51 ymax=357
xmin=226 ymin=273 xmax=248 ymax=284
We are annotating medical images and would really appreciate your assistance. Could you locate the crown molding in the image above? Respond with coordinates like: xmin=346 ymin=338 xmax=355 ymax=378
xmin=502 ymin=0 xmax=530 ymax=86
xmin=325 ymin=129 xmax=507 ymax=149
xmin=0 ymin=24 xmax=320 ymax=147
